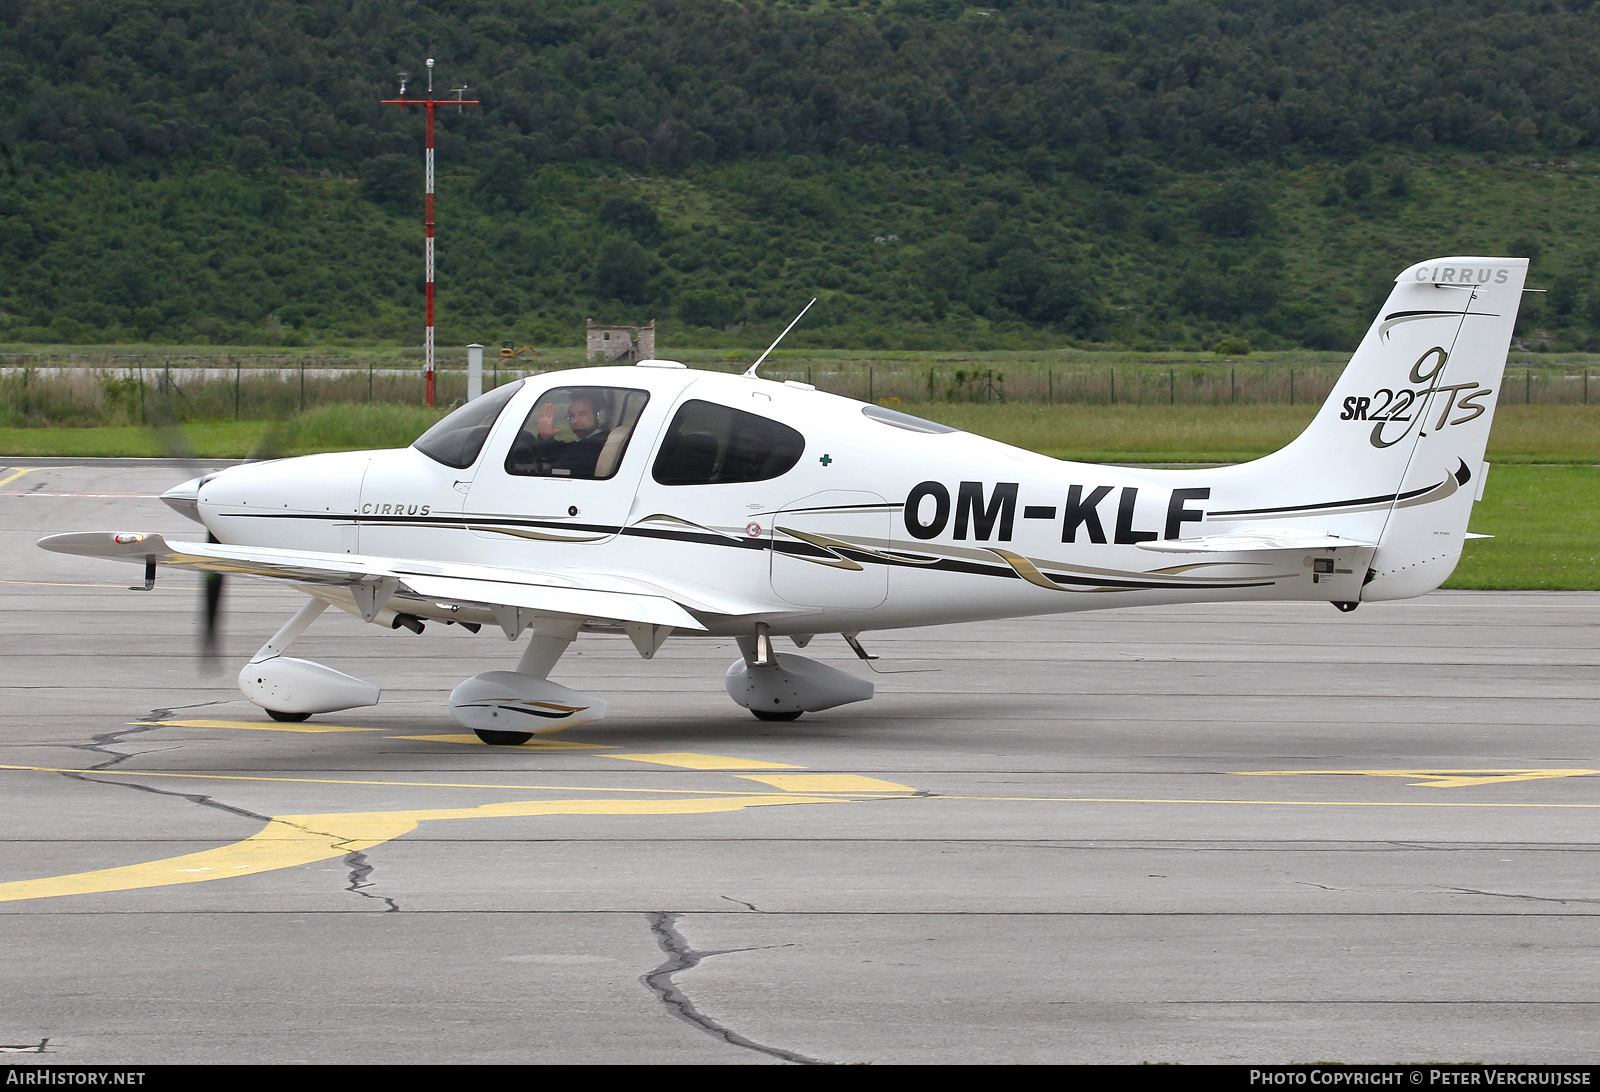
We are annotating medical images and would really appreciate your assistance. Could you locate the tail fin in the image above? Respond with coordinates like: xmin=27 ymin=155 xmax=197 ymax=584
xmin=1224 ymin=256 xmax=1527 ymax=600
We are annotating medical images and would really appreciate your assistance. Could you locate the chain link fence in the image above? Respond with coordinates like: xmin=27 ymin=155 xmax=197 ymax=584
xmin=2 ymin=353 xmax=1594 ymax=427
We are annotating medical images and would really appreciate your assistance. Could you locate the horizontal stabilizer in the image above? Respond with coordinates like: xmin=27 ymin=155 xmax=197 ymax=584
xmin=1137 ymin=527 xmax=1377 ymax=554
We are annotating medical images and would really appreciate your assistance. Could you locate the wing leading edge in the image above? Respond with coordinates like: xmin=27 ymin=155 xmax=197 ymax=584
xmin=36 ymin=531 xmax=749 ymax=631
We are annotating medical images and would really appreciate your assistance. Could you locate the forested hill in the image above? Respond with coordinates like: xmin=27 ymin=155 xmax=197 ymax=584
xmin=4 ymin=0 xmax=1600 ymax=352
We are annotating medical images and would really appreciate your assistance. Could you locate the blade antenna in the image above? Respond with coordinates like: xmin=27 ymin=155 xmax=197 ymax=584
xmin=743 ymin=297 xmax=817 ymax=378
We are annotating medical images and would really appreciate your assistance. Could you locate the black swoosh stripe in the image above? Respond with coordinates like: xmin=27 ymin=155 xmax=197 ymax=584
xmin=217 ymin=513 xmax=1280 ymax=592
xmin=1209 ymin=479 xmax=1443 ymax=519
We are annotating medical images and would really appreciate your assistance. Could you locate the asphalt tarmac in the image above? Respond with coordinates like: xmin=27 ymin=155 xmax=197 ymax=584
xmin=2 ymin=460 xmax=1597 ymax=1065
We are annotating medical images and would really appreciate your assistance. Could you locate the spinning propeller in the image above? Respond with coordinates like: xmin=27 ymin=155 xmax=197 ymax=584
xmin=145 ymin=391 xmax=294 ymax=672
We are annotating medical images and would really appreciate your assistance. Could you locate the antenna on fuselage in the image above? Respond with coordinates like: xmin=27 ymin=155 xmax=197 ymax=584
xmin=743 ymin=297 xmax=817 ymax=378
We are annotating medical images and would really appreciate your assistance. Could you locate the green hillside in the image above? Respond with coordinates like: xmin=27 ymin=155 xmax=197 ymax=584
xmin=5 ymin=0 xmax=1600 ymax=352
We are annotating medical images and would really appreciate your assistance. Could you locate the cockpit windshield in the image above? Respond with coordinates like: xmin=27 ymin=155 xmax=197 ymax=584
xmin=412 ymin=380 xmax=524 ymax=469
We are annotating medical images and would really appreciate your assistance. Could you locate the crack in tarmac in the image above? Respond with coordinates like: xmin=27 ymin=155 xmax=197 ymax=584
xmin=344 ymin=851 xmax=401 ymax=912
xmin=70 ymin=703 xmax=228 ymax=770
xmin=642 ymin=911 xmax=821 ymax=1065
xmin=1446 ymin=886 xmax=1600 ymax=906
xmin=57 ymin=706 xmax=403 ymax=910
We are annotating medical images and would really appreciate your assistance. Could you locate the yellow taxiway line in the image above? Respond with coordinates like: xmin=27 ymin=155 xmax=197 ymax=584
xmin=0 ymin=763 xmax=912 ymax=799
xmin=3 ymin=754 xmax=1588 ymax=907
xmin=0 ymin=467 xmax=48 ymax=488
xmin=0 ymin=794 xmax=849 ymax=905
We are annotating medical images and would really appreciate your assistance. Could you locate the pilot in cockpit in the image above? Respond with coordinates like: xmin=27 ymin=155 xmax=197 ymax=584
xmin=526 ymin=390 xmax=607 ymax=478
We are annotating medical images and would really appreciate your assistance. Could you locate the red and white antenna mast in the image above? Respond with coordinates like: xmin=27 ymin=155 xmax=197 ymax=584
xmin=382 ymin=58 xmax=479 ymax=407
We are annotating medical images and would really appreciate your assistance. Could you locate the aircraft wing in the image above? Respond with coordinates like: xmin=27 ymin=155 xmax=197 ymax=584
xmin=1135 ymin=527 xmax=1377 ymax=553
xmin=35 ymin=531 xmax=762 ymax=631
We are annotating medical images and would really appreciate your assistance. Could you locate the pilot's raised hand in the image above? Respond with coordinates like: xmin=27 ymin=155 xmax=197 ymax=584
xmin=536 ymin=402 xmax=557 ymax=439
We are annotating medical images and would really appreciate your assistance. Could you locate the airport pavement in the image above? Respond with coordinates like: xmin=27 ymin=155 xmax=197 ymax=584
xmin=1 ymin=461 xmax=1597 ymax=1064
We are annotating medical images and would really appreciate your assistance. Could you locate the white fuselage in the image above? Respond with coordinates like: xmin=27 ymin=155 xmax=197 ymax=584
xmin=192 ymin=364 xmax=1370 ymax=637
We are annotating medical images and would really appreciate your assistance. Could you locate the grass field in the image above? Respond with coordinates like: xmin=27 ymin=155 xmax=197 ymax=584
xmin=908 ymin=403 xmax=1600 ymax=465
xmin=0 ymin=405 xmax=444 ymax=459
xmin=1453 ymin=464 xmax=1600 ymax=589
xmin=1 ymin=402 xmax=1593 ymax=463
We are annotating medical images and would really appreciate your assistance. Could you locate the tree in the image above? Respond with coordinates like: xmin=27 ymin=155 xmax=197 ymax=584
xmin=1194 ymin=179 xmax=1269 ymax=238
xmin=678 ymin=289 xmax=741 ymax=328
xmin=593 ymin=237 xmax=653 ymax=305
xmin=599 ymin=196 xmax=662 ymax=243
xmin=361 ymin=153 xmax=421 ymax=206
xmin=477 ymin=150 xmax=529 ymax=211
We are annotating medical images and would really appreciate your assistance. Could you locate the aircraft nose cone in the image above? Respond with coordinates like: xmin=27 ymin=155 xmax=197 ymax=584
xmin=160 ymin=474 xmax=214 ymax=523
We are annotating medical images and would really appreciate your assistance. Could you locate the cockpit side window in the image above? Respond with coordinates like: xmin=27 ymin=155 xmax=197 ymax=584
xmin=413 ymin=380 xmax=524 ymax=469
xmin=652 ymin=399 xmax=805 ymax=486
xmin=503 ymin=386 xmax=650 ymax=481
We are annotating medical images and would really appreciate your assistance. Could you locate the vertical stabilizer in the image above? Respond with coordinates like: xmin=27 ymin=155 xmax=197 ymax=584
xmin=1360 ymin=258 xmax=1526 ymax=598
xmin=1216 ymin=257 xmax=1526 ymax=600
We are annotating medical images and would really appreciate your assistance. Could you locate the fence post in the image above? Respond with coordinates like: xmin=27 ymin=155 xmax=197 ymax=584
xmin=1169 ymin=367 xmax=1174 ymax=405
xmin=868 ymin=366 xmax=873 ymax=403
xmin=138 ymin=361 xmax=144 ymax=424
xmin=300 ymin=359 xmax=305 ymax=413
xmin=1526 ymin=368 xmax=1531 ymax=404
xmin=1110 ymin=368 xmax=1115 ymax=405
xmin=1230 ymin=366 xmax=1235 ymax=404
xmin=369 ymin=359 xmax=374 ymax=402
xmin=235 ymin=361 xmax=241 ymax=420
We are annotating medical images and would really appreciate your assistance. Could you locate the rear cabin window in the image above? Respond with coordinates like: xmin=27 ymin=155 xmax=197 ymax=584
xmin=652 ymin=400 xmax=805 ymax=486
xmin=413 ymin=380 xmax=523 ymax=469
xmin=503 ymin=386 xmax=651 ymax=481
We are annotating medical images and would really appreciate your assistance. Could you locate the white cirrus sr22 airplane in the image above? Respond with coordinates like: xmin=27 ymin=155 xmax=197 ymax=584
xmin=42 ymin=256 xmax=1526 ymax=743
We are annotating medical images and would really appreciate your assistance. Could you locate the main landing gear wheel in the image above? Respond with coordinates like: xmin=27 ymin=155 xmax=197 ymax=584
xmin=752 ymin=709 xmax=803 ymax=722
xmin=266 ymin=709 xmax=311 ymax=723
xmin=473 ymin=728 xmax=534 ymax=746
